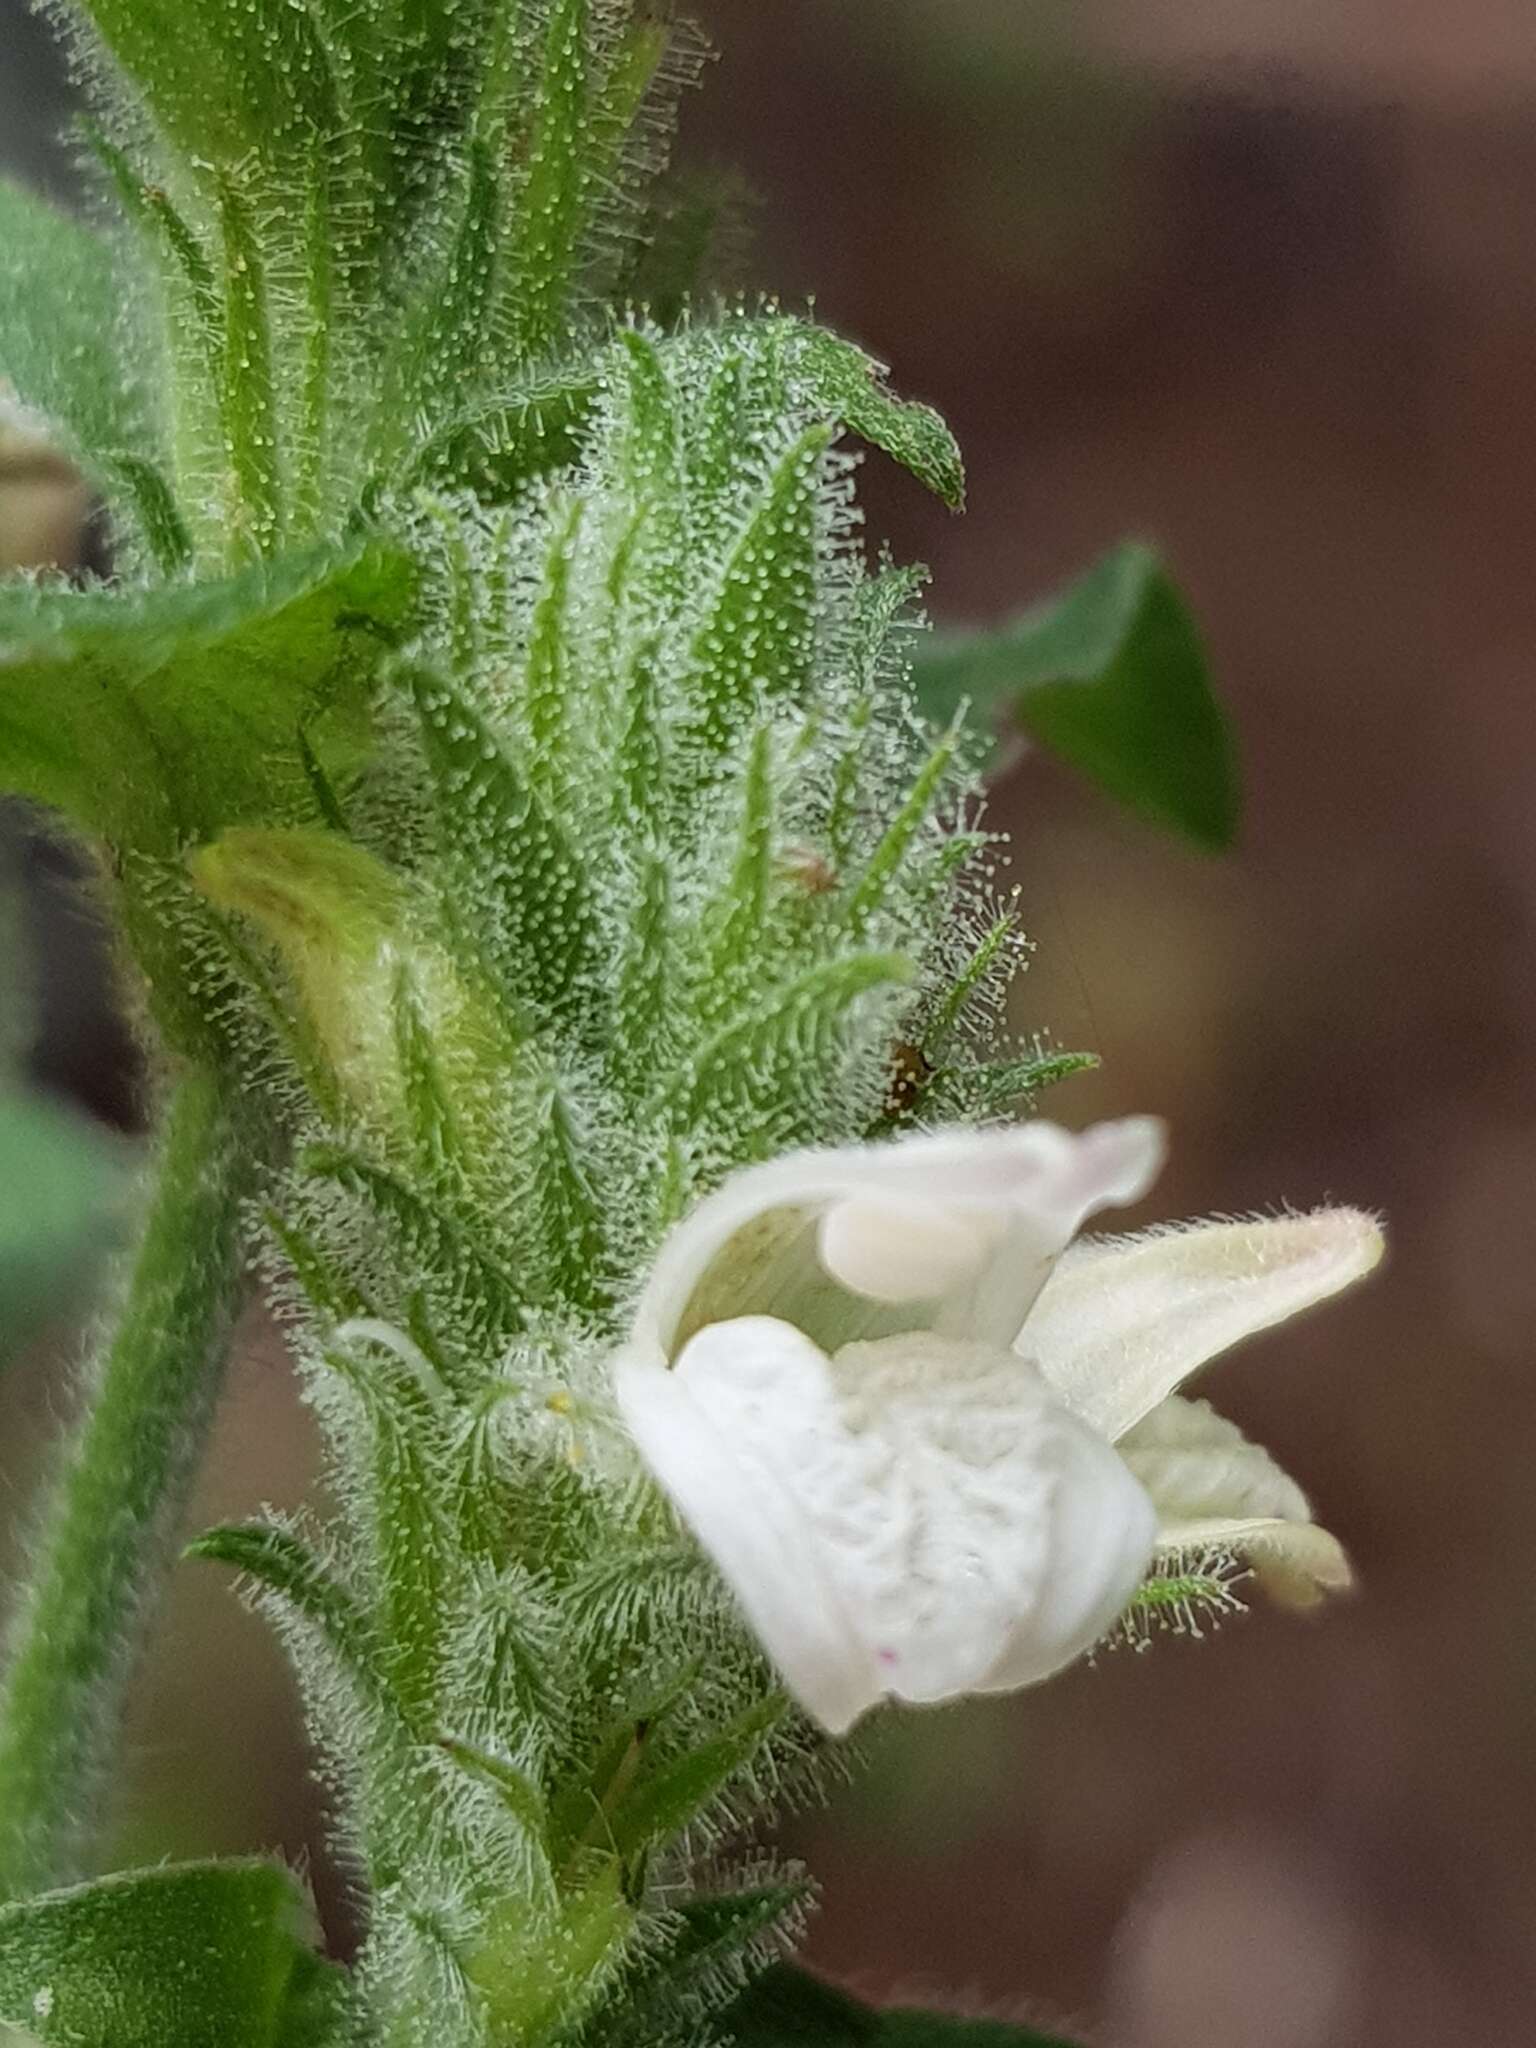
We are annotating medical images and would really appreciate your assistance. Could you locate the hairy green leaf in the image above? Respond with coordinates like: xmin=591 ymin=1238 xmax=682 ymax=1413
xmin=915 ymin=543 xmax=1237 ymax=849
xmin=0 ymin=539 xmax=414 ymax=846
xmin=0 ymin=1860 xmax=347 ymax=2048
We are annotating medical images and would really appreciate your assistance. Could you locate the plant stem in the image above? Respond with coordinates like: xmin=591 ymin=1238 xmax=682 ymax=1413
xmin=0 ymin=1068 xmax=249 ymax=1899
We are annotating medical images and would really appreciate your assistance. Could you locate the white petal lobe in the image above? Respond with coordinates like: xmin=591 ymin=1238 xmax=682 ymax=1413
xmin=617 ymin=1315 xmax=1157 ymax=1733
xmin=1119 ymin=1394 xmax=1312 ymax=1525
xmin=1023 ymin=1208 xmax=1384 ymax=1441
xmin=1156 ymin=1516 xmax=1352 ymax=1609
xmin=614 ymin=1322 xmax=879 ymax=1735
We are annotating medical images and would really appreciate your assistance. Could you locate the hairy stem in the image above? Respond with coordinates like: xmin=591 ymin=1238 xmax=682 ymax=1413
xmin=0 ymin=1069 xmax=249 ymax=1898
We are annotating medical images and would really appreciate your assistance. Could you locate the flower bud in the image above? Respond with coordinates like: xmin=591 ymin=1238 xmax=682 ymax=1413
xmin=190 ymin=827 xmax=513 ymax=1176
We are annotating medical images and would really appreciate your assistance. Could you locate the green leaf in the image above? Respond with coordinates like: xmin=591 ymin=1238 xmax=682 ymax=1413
xmin=722 ymin=1965 xmax=1084 ymax=2048
xmin=0 ymin=538 xmax=415 ymax=847
xmin=0 ymin=1092 xmax=127 ymax=1360
xmin=914 ymin=543 xmax=1238 ymax=850
xmin=0 ymin=178 xmax=152 ymax=476
xmin=0 ymin=1859 xmax=349 ymax=2048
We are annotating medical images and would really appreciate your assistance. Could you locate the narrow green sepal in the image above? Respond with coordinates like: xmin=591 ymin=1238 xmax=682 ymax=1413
xmin=435 ymin=1735 xmax=549 ymax=1843
xmin=677 ymin=950 xmax=916 ymax=1140
xmin=65 ymin=0 xmax=342 ymax=170
xmin=406 ymin=663 xmax=598 ymax=1024
xmin=298 ymin=1145 xmax=527 ymax=1348
xmin=216 ymin=172 xmax=284 ymax=561
xmin=406 ymin=372 xmax=599 ymax=499
xmin=682 ymin=423 xmax=834 ymax=763
xmin=844 ymin=723 xmax=962 ymax=936
xmin=187 ymin=1522 xmax=379 ymax=1698
xmin=378 ymin=141 xmax=505 ymax=465
xmin=606 ymin=1692 xmax=788 ymax=1859
xmin=962 ymin=1049 xmax=1100 ymax=1104
xmin=504 ymin=0 xmax=594 ymax=362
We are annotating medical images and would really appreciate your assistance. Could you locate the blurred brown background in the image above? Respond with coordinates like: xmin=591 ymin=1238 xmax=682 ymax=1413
xmin=3 ymin=3 xmax=1535 ymax=2044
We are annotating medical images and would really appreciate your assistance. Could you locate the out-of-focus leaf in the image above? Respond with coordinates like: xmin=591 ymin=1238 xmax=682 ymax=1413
xmin=0 ymin=179 xmax=152 ymax=478
xmin=722 ymin=1965 xmax=1084 ymax=2047
xmin=0 ymin=538 xmax=415 ymax=848
xmin=0 ymin=1090 xmax=126 ymax=1360
xmin=0 ymin=1859 xmax=349 ymax=2048
xmin=914 ymin=542 xmax=1237 ymax=849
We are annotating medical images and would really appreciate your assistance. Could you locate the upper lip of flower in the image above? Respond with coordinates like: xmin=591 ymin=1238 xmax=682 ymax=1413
xmin=614 ymin=1118 xmax=1385 ymax=1734
xmin=631 ymin=1116 xmax=1170 ymax=1361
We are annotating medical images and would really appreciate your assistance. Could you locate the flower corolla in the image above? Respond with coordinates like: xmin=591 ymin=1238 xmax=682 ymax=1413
xmin=614 ymin=1119 xmax=1381 ymax=1734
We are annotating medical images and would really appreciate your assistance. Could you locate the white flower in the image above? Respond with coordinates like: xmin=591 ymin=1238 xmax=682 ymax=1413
xmin=613 ymin=1120 xmax=1382 ymax=1735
